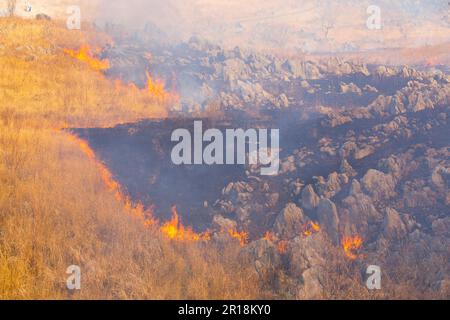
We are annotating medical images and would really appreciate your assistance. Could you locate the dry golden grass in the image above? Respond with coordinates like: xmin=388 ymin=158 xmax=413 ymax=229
xmin=0 ymin=17 xmax=167 ymax=128
xmin=3 ymin=17 xmax=443 ymax=300
xmin=0 ymin=17 xmax=260 ymax=299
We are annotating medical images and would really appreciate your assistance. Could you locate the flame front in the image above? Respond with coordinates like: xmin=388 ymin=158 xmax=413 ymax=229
xmin=145 ymin=71 xmax=179 ymax=105
xmin=65 ymin=46 xmax=178 ymax=110
xmin=66 ymin=132 xmax=211 ymax=241
xmin=302 ymin=221 xmax=321 ymax=237
xmin=146 ymin=71 xmax=168 ymax=102
xmin=227 ymin=229 xmax=248 ymax=246
xmin=263 ymin=231 xmax=275 ymax=242
xmin=64 ymin=45 xmax=110 ymax=72
xmin=66 ymin=133 xmax=258 ymax=246
xmin=65 ymin=132 xmax=157 ymax=227
xmin=160 ymin=206 xmax=210 ymax=242
xmin=342 ymin=235 xmax=363 ymax=260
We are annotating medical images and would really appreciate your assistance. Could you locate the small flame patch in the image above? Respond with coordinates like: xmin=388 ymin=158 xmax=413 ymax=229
xmin=342 ymin=235 xmax=363 ymax=260
xmin=64 ymin=45 xmax=110 ymax=72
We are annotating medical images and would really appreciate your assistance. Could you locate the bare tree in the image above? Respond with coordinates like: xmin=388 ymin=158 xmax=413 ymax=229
xmin=322 ymin=22 xmax=334 ymax=40
xmin=7 ymin=0 xmax=17 ymax=17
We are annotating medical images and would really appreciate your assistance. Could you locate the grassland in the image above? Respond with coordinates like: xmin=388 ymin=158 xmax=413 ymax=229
xmin=0 ymin=17 xmax=259 ymax=299
xmin=1 ymin=17 xmax=445 ymax=300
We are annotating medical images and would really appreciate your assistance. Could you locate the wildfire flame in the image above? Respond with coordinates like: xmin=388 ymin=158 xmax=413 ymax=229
xmin=64 ymin=45 xmax=178 ymax=108
xmin=65 ymin=132 xmax=157 ymax=227
xmin=112 ymin=72 xmax=179 ymax=106
xmin=227 ymin=228 xmax=249 ymax=246
xmin=65 ymin=133 xmax=257 ymax=246
xmin=263 ymin=231 xmax=275 ymax=242
xmin=160 ymin=206 xmax=210 ymax=242
xmin=146 ymin=71 xmax=168 ymax=101
xmin=311 ymin=222 xmax=320 ymax=232
xmin=64 ymin=45 xmax=110 ymax=72
xmin=277 ymin=240 xmax=289 ymax=254
xmin=145 ymin=71 xmax=179 ymax=105
xmin=302 ymin=221 xmax=320 ymax=237
xmin=342 ymin=235 xmax=363 ymax=260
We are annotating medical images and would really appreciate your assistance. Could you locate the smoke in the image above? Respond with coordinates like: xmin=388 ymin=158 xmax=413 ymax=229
xmin=92 ymin=0 xmax=193 ymax=41
xmin=8 ymin=0 xmax=446 ymax=50
xmin=7 ymin=1 xmax=448 ymax=50
xmin=89 ymin=0 xmax=450 ymax=51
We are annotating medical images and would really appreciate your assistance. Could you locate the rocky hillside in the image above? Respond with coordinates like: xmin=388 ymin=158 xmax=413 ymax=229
xmin=78 ymin=38 xmax=450 ymax=298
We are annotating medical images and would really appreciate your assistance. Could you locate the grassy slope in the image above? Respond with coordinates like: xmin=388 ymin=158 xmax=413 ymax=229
xmin=1 ymin=17 xmax=445 ymax=300
xmin=0 ymin=17 xmax=259 ymax=299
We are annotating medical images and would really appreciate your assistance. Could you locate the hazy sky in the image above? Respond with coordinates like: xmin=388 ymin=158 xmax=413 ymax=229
xmin=4 ymin=0 xmax=450 ymax=52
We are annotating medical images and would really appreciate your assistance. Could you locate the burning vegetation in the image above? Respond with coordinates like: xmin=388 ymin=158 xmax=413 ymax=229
xmin=64 ymin=45 xmax=110 ymax=72
xmin=227 ymin=228 xmax=249 ymax=247
xmin=342 ymin=236 xmax=363 ymax=260
xmin=160 ymin=206 xmax=210 ymax=242
xmin=64 ymin=44 xmax=178 ymax=108
xmin=1 ymin=14 xmax=449 ymax=300
xmin=65 ymin=132 xmax=157 ymax=228
xmin=145 ymin=71 xmax=179 ymax=105
xmin=263 ymin=231 xmax=275 ymax=242
xmin=0 ymin=18 xmax=260 ymax=299
xmin=302 ymin=221 xmax=321 ymax=237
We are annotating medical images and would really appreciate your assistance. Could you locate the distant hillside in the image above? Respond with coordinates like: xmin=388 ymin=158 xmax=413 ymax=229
xmin=92 ymin=0 xmax=450 ymax=53
xmin=3 ymin=0 xmax=449 ymax=54
xmin=319 ymin=42 xmax=450 ymax=69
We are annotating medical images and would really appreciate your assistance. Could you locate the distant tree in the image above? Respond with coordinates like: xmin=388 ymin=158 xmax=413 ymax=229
xmin=322 ymin=22 xmax=334 ymax=40
xmin=7 ymin=0 xmax=17 ymax=16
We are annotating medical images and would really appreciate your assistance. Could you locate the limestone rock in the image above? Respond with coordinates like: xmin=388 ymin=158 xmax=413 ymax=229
xmin=300 ymin=185 xmax=320 ymax=211
xmin=361 ymin=169 xmax=396 ymax=202
xmin=317 ymin=198 xmax=340 ymax=244
xmin=274 ymin=203 xmax=305 ymax=238
xmin=382 ymin=208 xmax=407 ymax=240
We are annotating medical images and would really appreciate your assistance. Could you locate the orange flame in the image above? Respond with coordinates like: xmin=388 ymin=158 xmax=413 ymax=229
xmin=64 ymin=45 xmax=110 ymax=72
xmin=112 ymin=72 xmax=179 ymax=107
xmin=277 ymin=240 xmax=289 ymax=254
xmin=145 ymin=71 xmax=179 ymax=105
xmin=64 ymin=45 xmax=178 ymax=108
xmin=146 ymin=71 xmax=168 ymax=101
xmin=263 ymin=231 xmax=275 ymax=242
xmin=342 ymin=235 xmax=363 ymax=260
xmin=227 ymin=228 xmax=249 ymax=246
xmin=160 ymin=206 xmax=210 ymax=242
xmin=66 ymin=133 xmax=258 ymax=245
xmin=302 ymin=221 xmax=321 ymax=237
xmin=65 ymin=132 xmax=156 ymax=227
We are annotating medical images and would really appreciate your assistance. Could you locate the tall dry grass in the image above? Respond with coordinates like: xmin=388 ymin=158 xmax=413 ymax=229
xmin=0 ymin=17 xmax=260 ymax=299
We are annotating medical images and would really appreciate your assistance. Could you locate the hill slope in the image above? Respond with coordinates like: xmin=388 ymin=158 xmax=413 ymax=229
xmin=0 ymin=17 xmax=258 ymax=299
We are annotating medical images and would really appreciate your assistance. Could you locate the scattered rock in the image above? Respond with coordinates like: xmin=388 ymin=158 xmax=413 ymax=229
xmin=300 ymin=185 xmax=320 ymax=211
xmin=274 ymin=203 xmax=305 ymax=238
xmin=382 ymin=208 xmax=407 ymax=240
xmin=317 ymin=199 xmax=340 ymax=244
xmin=361 ymin=169 xmax=396 ymax=202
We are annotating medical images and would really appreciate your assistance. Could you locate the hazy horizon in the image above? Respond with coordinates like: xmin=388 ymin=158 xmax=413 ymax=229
xmin=2 ymin=0 xmax=450 ymax=53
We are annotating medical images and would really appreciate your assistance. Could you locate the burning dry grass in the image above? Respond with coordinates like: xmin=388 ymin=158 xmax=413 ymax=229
xmin=0 ymin=17 xmax=259 ymax=299
xmin=1 ymin=17 xmax=442 ymax=300
xmin=0 ymin=117 xmax=259 ymax=299
xmin=160 ymin=206 xmax=211 ymax=242
xmin=0 ymin=17 xmax=167 ymax=128
xmin=63 ymin=45 xmax=110 ymax=72
xmin=342 ymin=236 xmax=363 ymax=261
